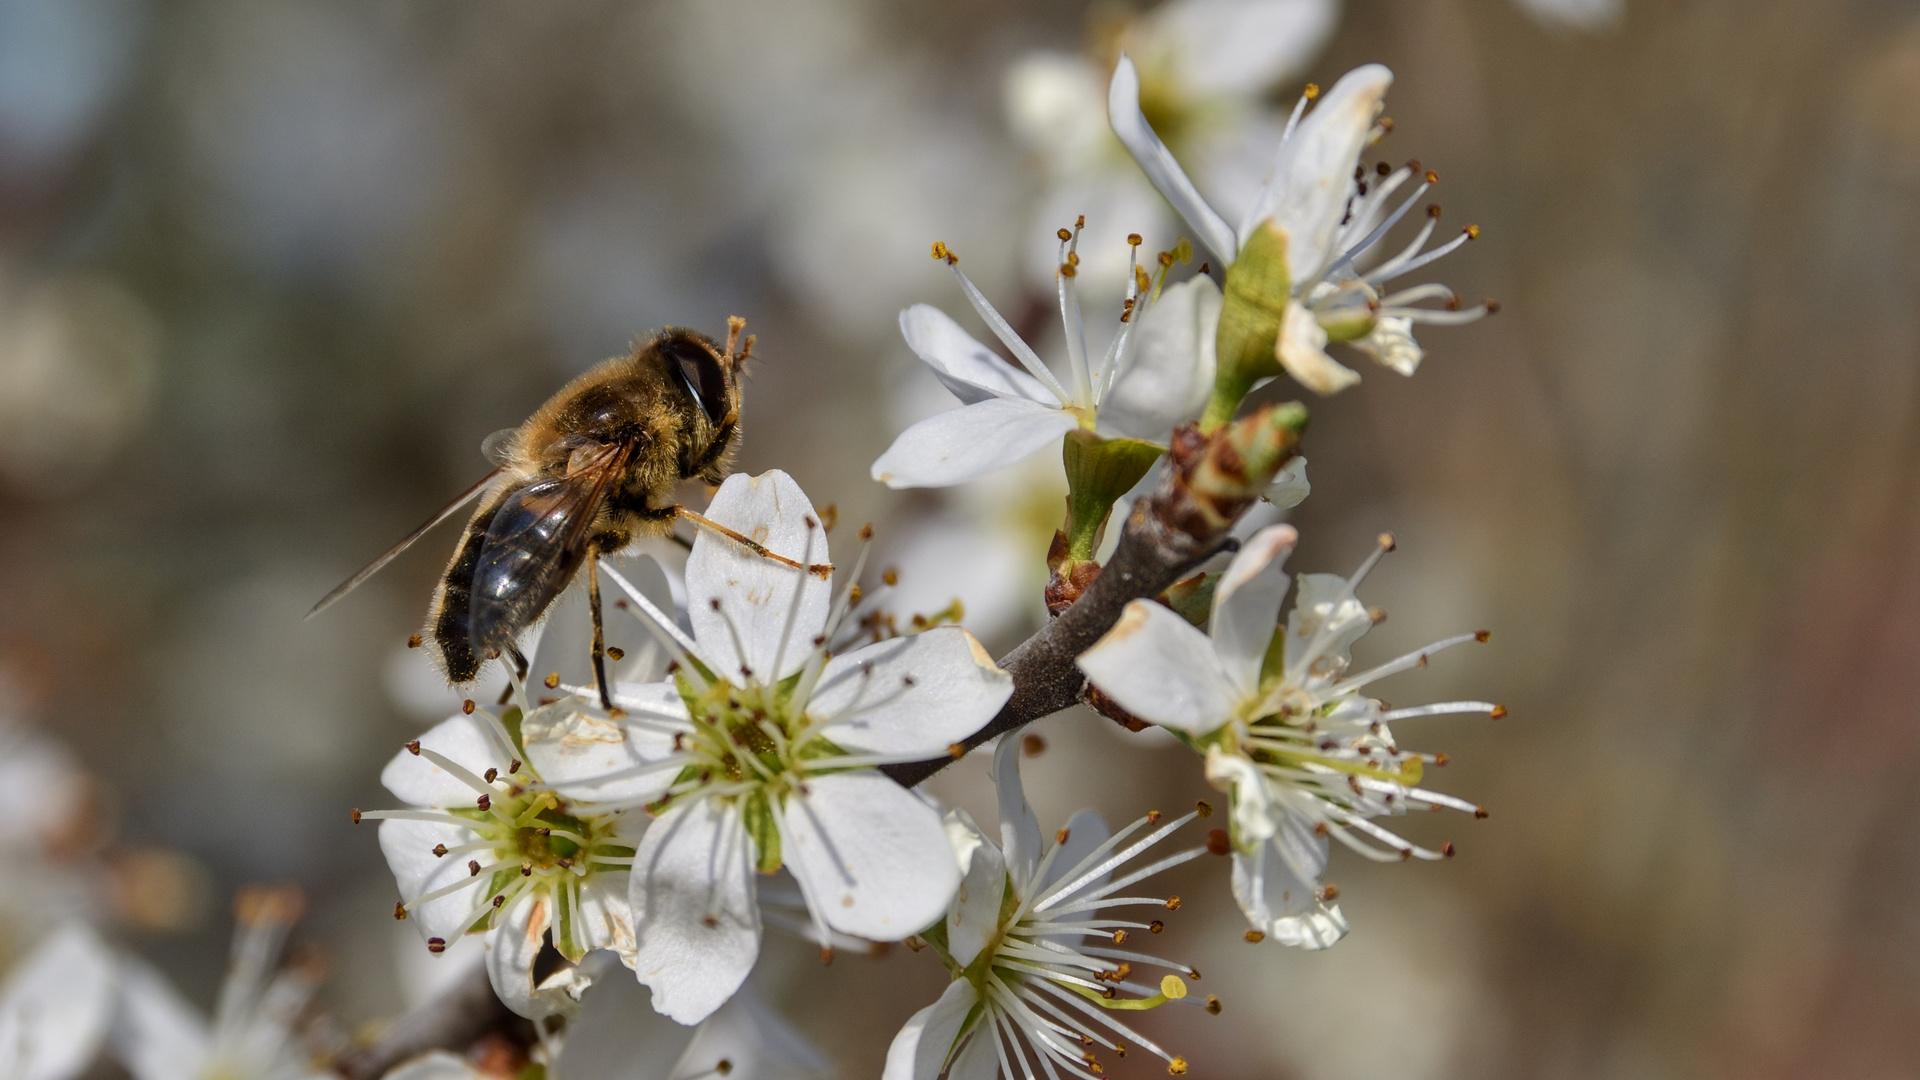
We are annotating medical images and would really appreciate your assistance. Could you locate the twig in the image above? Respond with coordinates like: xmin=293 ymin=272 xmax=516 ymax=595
xmin=883 ymin=405 xmax=1305 ymax=788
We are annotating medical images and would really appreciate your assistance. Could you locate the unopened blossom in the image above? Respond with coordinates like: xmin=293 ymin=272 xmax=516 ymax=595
xmin=885 ymin=739 xmax=1211 ymax=1080
xmin=111 ymin=888 xmax=328 ymax=1080
xmin=1005 ymin=0 xmax=1339 ymax=292
xmin=1111 ymin=56 xmax=1492 ymax=395
xmin=518 ymin=470 xmax=1012 ymax=1025
xmin=1078 ymin=525 xmax=1497 ymax=948
xmin=871 ymin=231 xmax=1217 ymax=489
xmin=0 ymin=923 xmax=117 ymax=1080
xmin=360 ymin=690 xmax=644 ymax=1021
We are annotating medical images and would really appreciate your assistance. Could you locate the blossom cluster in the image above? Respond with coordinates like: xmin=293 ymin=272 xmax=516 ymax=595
xmin=337 ymin=27 xmax=1500 ymax=1079
xmin=0 ymin=4 xmax=1505 ymax=1079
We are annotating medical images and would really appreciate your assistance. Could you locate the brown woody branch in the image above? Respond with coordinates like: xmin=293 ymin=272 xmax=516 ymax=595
xmin=882 ymin=404 xmax=1305 ymax=788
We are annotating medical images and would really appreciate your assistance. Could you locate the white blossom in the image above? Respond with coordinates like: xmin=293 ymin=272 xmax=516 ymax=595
xmin=360 ymin=693 xmax=643 ymax=1021
xmin=871 ymin=234 xmax=1217 ymax=489
xmin=111 ymin=888 xmax=327 ymax=1080
xmin=1110 ymin=56 xmax=1492 ymax=393
xmin=516 ymin=470 xmax=1012 ymax=1025
xmin=1004 ymin=0 xmax=1340 ymax=292
xmin=1077 ymin=525 xmax=1497 ymax=948
xmin=885 ymin=739 xmax=1212 ymax=1080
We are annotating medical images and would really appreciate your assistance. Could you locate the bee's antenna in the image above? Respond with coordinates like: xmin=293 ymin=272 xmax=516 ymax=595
xmin=723 ymin=315 xmax=747 ymax=362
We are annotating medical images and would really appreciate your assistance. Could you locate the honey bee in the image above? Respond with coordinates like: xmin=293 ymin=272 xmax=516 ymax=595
xmin=311 ymin=317 xmax=813 ymax=706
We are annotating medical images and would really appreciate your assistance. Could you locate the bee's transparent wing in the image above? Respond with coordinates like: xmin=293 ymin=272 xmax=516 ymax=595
xmin=467 ymin=449 xmax=625 ymax=658
xmin=306 ymin=469 xmax=502 ymax=618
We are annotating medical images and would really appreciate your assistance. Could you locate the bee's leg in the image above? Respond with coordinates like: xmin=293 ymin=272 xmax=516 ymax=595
xmin=675 ymin=507 xmax=833 ymax=577
xmin=498 ymin=644 xmax=530 ymax=706
xmin=586 ymin=555 xmax=614 ymax=712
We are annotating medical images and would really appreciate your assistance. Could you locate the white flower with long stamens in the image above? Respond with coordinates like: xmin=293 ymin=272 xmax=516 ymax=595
xmin=1077 ymin=525 xmax=1498 ymax=949
xmin=885 ymin=739 xmax=1212 ymax=1080
xmin=1111 ymin=56 xmax=1493 ymax=394
xmin=112 ymin=888 xmax=329 ymax=1080
xmin=870 ymin=231 xmax=1218 ymax=489
xmin=519 ymin=470 xmax=1013 ymax=1025
xmin=359 ymin=689 xmax=646 ymax=1021
xmin=1005 ymin=0 xmax=1339 ymax=293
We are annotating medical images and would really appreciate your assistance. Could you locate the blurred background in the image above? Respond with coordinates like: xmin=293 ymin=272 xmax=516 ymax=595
xmin=3 ymin=0 xmax=1917 ymax=1077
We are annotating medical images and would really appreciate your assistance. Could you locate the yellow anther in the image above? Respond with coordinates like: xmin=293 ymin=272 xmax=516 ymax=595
xmin=1159 ymin=975 xmax=1187 ymax=1000
xmin=1303 ymin=82 xmax=1319 ymax=99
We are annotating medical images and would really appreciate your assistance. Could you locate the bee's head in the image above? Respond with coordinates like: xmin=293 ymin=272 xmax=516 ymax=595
xmin=656 ymin=324 xmax=744 ymax=482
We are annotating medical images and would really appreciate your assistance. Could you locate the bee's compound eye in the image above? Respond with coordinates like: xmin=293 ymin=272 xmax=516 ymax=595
xmin=666 ymin=338 xmax=730 ymax=423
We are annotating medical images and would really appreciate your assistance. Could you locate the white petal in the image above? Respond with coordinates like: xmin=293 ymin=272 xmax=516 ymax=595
xmin=379 ymin=819 xmax=487 ymax=944
xmin=1139 ymin=0 xmax=1340 ymax=98
xmin=871 ymin=398 xmax=1078 ymax=490
xmin=944 ymin=817 xmax=1006 ymax=969
xmin=1003 ymin=52 xmax=1107 ymax=164
xmin=946 ymin=1018 xmax=1002 ymax=1080
xmin=1107 ymin=54 xmax=1239 ymax=266
xmin=521 ymin=694 xmax=684 ymax=805
xmin=781 ymin=772 xmax=960 ymax=941
xmin=1284 ymin=571 xmax=1374 ymax=680
xmin=884 ymin=979 xmax=978 ymax=1080
xmin=991 ymin=737 xmax=1043 ymax=891
xmin=1208 ymin=524 xmax=1297 ymax=694
xmin=1206 ymin=747 xmax=1277 ymax=844
xmin=1348 ymin=314 xmax=1423 ymax=375
xmin=630 ymin=798 xmax=760 ymax=1025
xmin=1238 ymin=63 xmax=1394 ymax=278
xmin=1264 ymin=456 xmax=1309 ymax=509
xmin=0 ymin=923 xmax=118 ymax=1080
xmin=671 ymin=990 xmax=829 ymax=1080
xmin=1277 ymin=301 xmax=1361 ymax=395
xmin=110 ymin=960 xmax=208 ymax=1080
xmin=548 ymin=969 xmax=694 ymax=1080
xmin=687 ymin=470 xmax=832 ymax=684
xmin=808 ymin=628 xmax=1011 ymax=756
xmin=381 ymin=713 xmax=509 ymax=808
xmin=487 ymin=886 xmax=591 ymax=1021
xmin=1099 ymin=275 xmax=1219 ymax=441
xmin=574 ymin=872 xmax=638 ymax=964
xmin=1076 ymin=600 xmax=1238 ymax=734
xmin=901 ymin=305 xmax=1054 ymax=406
xmin=944 ymin=809 xmax=986 ymax=879
xmin=1041 ymin=808 xmax=1113 ymax=897
xmin=1231 ymin=841 xmax=1346 ymax=950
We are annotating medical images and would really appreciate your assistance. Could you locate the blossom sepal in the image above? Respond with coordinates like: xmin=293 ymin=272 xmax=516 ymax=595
xmin=1205 ymin=219 xmax=1291 ymax=431
xmin=1062 ymin=429 xmax=1165 ymax=561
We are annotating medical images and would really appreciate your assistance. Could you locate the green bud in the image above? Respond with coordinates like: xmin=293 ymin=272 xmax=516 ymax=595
xmin=1183 ymin=402 xmax=1309 ymax=534
xmin=1203 ymin=220 xmax=1291 ymax=433
xmin=1062 ymin=431 xmax=1165 ymax=561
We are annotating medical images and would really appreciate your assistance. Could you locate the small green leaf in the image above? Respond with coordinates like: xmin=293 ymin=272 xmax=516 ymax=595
xmin=1162 ymin=572 xmax=1220 ymax=627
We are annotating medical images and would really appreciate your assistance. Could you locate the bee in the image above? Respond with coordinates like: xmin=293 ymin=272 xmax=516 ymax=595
xmin=311 ymin=317 xmax=815 ymax=706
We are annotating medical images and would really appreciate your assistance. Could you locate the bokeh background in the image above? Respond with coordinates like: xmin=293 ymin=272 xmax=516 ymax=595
xmin=4 ymin=0 xmax=1918 ymax=1077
